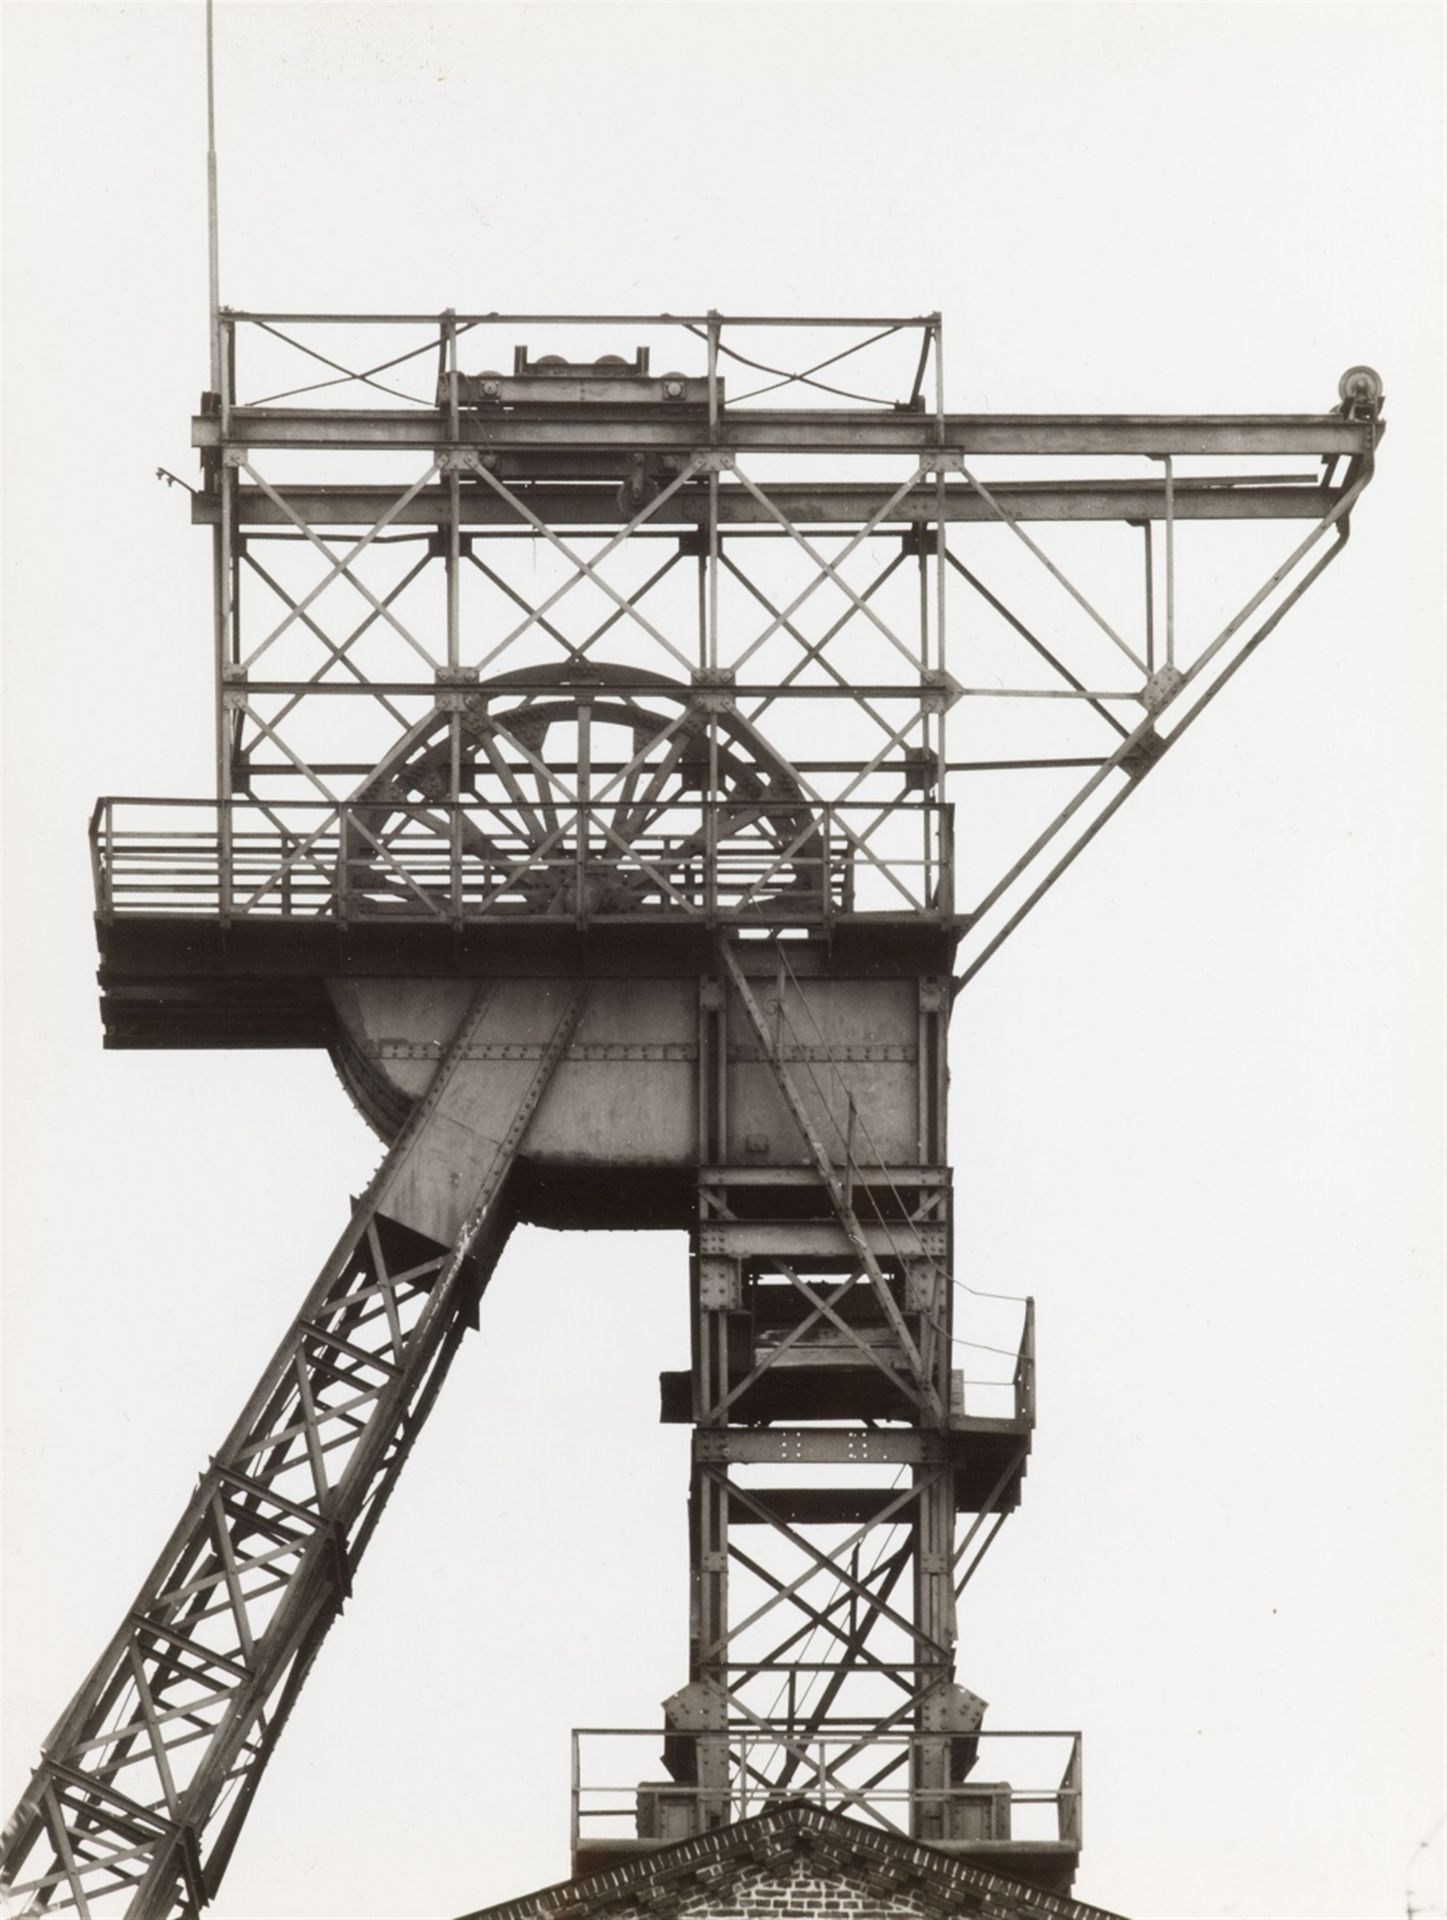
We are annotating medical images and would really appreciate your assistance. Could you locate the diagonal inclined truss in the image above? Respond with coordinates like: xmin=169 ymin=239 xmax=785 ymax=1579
xmin=1 ymin=988 xmax=586 ymax=1918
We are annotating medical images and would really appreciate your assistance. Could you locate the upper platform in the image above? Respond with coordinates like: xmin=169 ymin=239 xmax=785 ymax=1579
xmin=194 ymin=308 xmax=1380 ymax=522
xmin=98 ymin=314 xmax=1382 ymax=1046
xmin=90 ymin=808 xmax=961 ymax=1048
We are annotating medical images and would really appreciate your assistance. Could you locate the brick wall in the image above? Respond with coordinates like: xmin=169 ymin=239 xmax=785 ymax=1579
xmin=660 ymin=1851 xmax=942 ymax=1920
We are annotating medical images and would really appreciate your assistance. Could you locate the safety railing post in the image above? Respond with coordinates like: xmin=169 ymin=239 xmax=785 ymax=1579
xmin=1058 ymin=1731 xmax=1083 ymax=1846
xmin=571 ymin=1732 xmax=581 ymax=1864
xmin=89 ymin=800 xmax=111 ymax=922
xmin=1018 ymin=1296 xmax=1036 ymax=1424
xmin=219 ymin=799 xmax=232 ymax=926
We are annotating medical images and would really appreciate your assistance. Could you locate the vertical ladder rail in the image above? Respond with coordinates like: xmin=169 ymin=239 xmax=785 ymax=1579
xmin=2 ymin=985 xmax=587 ymax=1920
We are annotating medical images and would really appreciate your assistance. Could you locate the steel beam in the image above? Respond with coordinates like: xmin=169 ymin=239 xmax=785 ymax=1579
xmin=194 ymin=408 xmax=1376 ymax=457
xmin=193 ymin=479 xmax=1346 ymax=529
xmin=692 ymin=1430 xmax=1024 ymax=1468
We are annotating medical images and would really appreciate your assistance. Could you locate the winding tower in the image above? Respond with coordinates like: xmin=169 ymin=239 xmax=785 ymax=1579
xmin=2 ymin=307 xmax=1382 ymax=1918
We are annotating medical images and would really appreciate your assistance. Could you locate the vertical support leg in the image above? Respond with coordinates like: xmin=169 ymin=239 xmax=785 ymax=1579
xmin=910 ymin=1468 xmax=962 ymax=1842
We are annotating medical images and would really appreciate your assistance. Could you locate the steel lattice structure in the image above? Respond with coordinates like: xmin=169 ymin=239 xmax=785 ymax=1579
xmin=4 ymin=311 xmax=1381 ymax=1918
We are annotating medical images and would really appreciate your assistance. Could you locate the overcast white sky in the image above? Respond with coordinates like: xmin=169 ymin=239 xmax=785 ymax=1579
xmin=3 ymin=5 xmax=1444 ymax=1919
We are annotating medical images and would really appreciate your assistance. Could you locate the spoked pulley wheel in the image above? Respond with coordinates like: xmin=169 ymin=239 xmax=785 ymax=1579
xmin=347 ymin=662 xmax=826 ymax=919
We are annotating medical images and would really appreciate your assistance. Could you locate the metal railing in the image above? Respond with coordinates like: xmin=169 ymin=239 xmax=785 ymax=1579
xmin=218 ymin=310 xmax=944 ymax=418
xmin=571 ymin=1725 xmax=1081 ymax=1855
xmin=1010 ymin=1296 xmax=1036 ymax=1425
xmin=90 ymin=797 xmax=953 ymax=928
xmin=957 ymin=1294 xmax=1035 ymax=1424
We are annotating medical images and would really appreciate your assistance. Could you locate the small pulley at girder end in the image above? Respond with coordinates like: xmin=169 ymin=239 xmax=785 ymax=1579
xmin=1338 ymin=364 xmax=1384 ymax=411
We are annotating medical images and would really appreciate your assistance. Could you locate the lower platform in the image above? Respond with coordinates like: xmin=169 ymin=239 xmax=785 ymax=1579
xmin=571 ymin=1835 xmax=1080 ymax=1899
xmin=458 ymin=1800 xmax=1124 ymax=1920
xmin=94 ymin=912 xmax=959 ymax=1048
xmin=570 ymin=1728 xmax=1082 ymax=1897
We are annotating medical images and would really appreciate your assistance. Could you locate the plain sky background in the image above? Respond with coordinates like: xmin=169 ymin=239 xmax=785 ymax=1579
xmin=3 ymin=4 xmax=1444 ymax=1919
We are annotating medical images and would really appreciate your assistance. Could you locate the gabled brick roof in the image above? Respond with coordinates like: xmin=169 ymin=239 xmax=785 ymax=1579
xmin=456 ymin=1802 xmax=1129 ymax=1920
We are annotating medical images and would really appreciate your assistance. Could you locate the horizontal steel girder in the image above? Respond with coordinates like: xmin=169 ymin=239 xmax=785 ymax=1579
xmin=696 ymin=1222 xmax=948 ymax=1259
xmin=193 ymin=479 xmax=1346 ymax=529
xmin=194 ymin=407 xmax=1375 ymax=457
xmin=692 ymin=1428 xmax=1026 ymax=1466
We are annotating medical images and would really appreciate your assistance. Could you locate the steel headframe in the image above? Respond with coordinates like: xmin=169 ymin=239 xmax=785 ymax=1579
xmin=6 ymin=312 xmax=1383 ymax=1917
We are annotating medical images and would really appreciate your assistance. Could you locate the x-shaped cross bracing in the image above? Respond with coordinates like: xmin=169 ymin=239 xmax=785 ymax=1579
xmin=725 ymin=461 xmax=932 ymax=677
xmin=702 ymin=1471 xmax=952 ymax=1668
xmin=459 ymin=451 xmax=709 ymax=671
xmin=238 ymin=462 xmax=443 ymax=673
xmin=702 ymin=1262 xmax=936 ymax=1424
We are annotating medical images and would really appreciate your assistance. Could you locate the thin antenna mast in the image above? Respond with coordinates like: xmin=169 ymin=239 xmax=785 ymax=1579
xmin=205 ymin=0 xmax=221 ymax=389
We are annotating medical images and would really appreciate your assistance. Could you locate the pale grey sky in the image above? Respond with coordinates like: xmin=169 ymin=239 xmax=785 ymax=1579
xmin=3 ymin=6 xmax=1444 ymax=1919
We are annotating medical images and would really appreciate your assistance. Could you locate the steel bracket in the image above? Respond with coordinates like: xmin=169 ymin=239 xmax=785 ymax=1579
xmin=920 ymin=667 xmax=963 ymax=713
xmin=1121 ymin=725 xmax=1170 ymax=779
xmin=1142 ymin=663 xmax=1185 ymax=713
xmin=697 ymin=1259 xmax=743 ymax=1312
